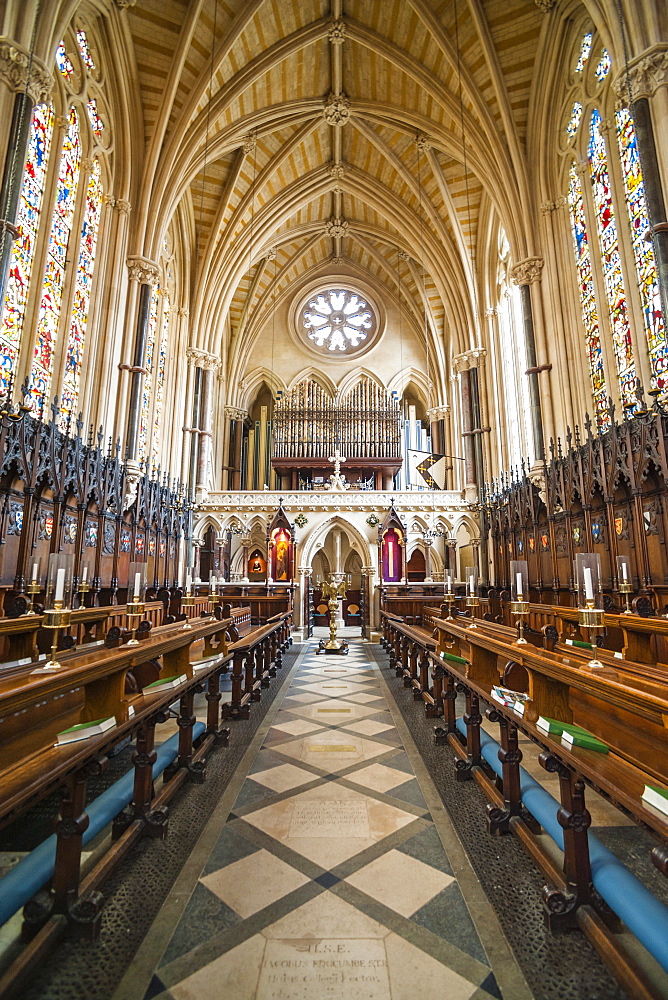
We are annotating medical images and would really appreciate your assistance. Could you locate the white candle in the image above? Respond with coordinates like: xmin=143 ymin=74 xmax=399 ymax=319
xmin=583 ymin=566 xmax=594 ymax=601
xmin=54 ymin=567 xmax=65 ymax=603
xmin=134 ymin=572 xmax=141 ymax=597
xmin=621 ymin=562 xmax=628 ymax=582
xmin=186 ymin=573 xmax=192 ymax=593
xmin=31 ymin=562 xmax=38 ymax=583
xmin=446 ymin=575 xmax=452 ymax=593
xmin=82 ymin=566 xmax=88 ymax=583
xmin=516 ymin=572 xmax=523 ymax=601
xmin=469 ymin=574 xmax=475 ymax=595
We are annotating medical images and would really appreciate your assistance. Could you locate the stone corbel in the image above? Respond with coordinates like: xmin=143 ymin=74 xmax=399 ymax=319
xmin=612 ymin=45 xmax=668 ymax=103
xmin=0 ymin=41 xmax=52 ymax=103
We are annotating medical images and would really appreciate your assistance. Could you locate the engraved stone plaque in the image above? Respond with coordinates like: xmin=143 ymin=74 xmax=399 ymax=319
xmin=288 ymin=799 xmax=370 ymax=838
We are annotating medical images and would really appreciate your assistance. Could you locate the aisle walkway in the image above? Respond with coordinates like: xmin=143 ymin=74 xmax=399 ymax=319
xmin=138 ymin=639 xmax=529 ymax=1000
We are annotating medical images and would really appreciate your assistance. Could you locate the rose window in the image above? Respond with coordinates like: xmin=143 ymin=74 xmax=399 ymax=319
xmin=300 ymin=288 xmax=376 ymax=352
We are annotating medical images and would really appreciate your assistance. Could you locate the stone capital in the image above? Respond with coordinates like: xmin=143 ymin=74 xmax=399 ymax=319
xmin=452 ymin=349 xmax=487 ymax=373
xmin=427 ymin=405 xmax=450 ymax=420
xmin=323 ymin=92 xmax=351 ymax=126
xmin=224 ymin=405 xmax=247 ymax=422
xmin=126 ymin=255 xmax=160 ymax=284
xmin=510 ymin=256 xmax=544 ymax=286
xmin=0 ymin=42 xmax=52 ymax=103
xmin=613 ymin=45 xmax=668 ymax=102
xmin=186 ymin=347 xmax=220 ymax=371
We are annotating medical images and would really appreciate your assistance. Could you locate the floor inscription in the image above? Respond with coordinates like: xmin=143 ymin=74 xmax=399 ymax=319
xmin=257 ymin=939 xmax=389 ymax=1000
xmin=288 ymin=799 xmax=369 ymax=838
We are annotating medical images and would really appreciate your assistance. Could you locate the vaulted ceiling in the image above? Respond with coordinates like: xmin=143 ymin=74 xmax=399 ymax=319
xmin=121 ymin=0 xmax=552 ymax=372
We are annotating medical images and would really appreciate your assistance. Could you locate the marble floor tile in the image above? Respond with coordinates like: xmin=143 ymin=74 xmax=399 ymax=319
xmin=345 ymin=692 xmax=386 ymax=704
xmin=169 ymin=933 xmax=265 ymax=1000
xmin=345 ymin=849 xmax=454 ymax=916
xmin=262 ymin=890 xmax=389 ymax=940
xmin=201 ymin=848 xmax=310 ymax=918
xmin=344 ymin=763 xmax=413 ymax=794
xmin=273 ymin=732 xmax=395 ymax=772
xmin=285 ymin=699 xmax=382 ymax=722
xmin=270 ymin=719 xmax=325 ymax=736
xmin=343 ymin=720 xmax=395 ymax=736
xmin=283 ymin=692 xmax=325 ymax=704
xmin=242 ymin=784 xmax=417 ymax=867
xmin=385 ymin=932 xmax=478 ymax=1000
xmin=250 ymin=763 xmax=320 ymax=793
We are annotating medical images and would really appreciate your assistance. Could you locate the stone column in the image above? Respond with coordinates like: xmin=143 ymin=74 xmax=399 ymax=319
xmin=0 ymin=43 xmax=51 ymax=310
xmin=190 ymin=350 xmax=220 ymax=502
xmin=453 ymin=350 xmax=487 ymax=500
xmin=423 ymin=537 xmax=433 ymax=582
xmin=510 ymin=258 xmax=547 ymax=462
xmin=614 ymin=50 xmax=668 ymax=328
xmin=123 ymin=256 xmax=159 ymax=462
xmin=225 ymin=406 xmax=246 ymax=490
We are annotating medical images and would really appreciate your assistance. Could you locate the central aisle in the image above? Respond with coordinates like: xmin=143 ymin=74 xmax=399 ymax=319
xmin=140 ymin=639 xmax=528 ymax=1000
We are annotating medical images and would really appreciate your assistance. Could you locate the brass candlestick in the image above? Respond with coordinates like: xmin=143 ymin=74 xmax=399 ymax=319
xmin=181 ymin=592 xmax=194 ymax=629
xmin=510 ymin=599 xmax=529 ymax=644
xmin=443 ymin=591 xmax=457 ymax=619
xmin=77 ymin=578 xmax=90 ymax=608
xmin=24 ymin=579 xmax=41 ymax=616
xmin=577 ymin=603 xmax=605 ymax=669
xmin=619 ymin=581 xmax=633 ymax=615
xmin=465 ymin=594 xmax=479 ymax=628
xmin=40 ymin=603 xmax=72 ymax=671
xmin=126 ymin=597 xmax=144 ymax=645
xmin=318 ymin=577 xmax=348 ymax=653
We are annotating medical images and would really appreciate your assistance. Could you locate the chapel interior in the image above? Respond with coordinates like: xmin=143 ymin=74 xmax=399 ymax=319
xmin=0 ymin=1 xmax=667 ymax=999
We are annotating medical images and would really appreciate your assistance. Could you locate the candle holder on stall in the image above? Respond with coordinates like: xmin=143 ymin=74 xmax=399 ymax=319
xmin=32 ymin=554 xmax=74 ymax=672
xmin=510 ymin=559 xmax=529 ymax=644
xmin=77 ymin=562 xmax=91 ymax=608
xmin=23 ymin=557 xmax=42 ymax=616
xmin=616 ymin=554 xmax=633 ymax=615
xmin=126 ymin=562 xmax=147 ymax=645
xmin=575 ymin=552 xmax=605 ymax=669
xmin=465 ymin=565 xmax=479 ymax=628
xmin=207 ymin=573 xmax=223 ymax=611
xmin=443 ymin=575 xmax=457 ymax=619
xmin=181 ymin=571 xmax=195 ymax=629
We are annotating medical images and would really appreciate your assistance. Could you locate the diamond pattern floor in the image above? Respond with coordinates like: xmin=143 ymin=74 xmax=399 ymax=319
xmin=141 ymin=640 xmax=510 ymax=1000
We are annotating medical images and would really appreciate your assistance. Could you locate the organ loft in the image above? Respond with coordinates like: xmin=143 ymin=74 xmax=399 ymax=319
xmin=0 ymin=2 xmax=667 ymax=999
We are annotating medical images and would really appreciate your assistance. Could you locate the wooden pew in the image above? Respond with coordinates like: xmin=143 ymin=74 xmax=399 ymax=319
xmin=0 ymin=604 xmax=292 ymax=983
xmin=378 ymin=608 xmax=668 ymax=997
xmin=379 ymin=610 xmax=438 ymax=715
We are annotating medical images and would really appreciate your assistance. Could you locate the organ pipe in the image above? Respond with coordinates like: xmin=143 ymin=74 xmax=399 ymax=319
xmin=272 ymin=378 xmax=401 ymax=459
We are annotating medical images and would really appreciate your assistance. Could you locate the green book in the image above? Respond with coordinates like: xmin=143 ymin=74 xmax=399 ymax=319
xmin=536 ymin=717 xmax=591 ymax=737
xmin=143 ymin=673 xmax=187 ymax=693
xmin=440 ymin=650 xmax=467 ymax=665
xmin=565 ymin=639 xmax=593 ymax=650
xmin=642 ymin=785 xmax=668 ymax=817
xmin=57 ymin=716 xmax=116 ymax=745
xmin=561 ymin=729 xmax=609 ymax=753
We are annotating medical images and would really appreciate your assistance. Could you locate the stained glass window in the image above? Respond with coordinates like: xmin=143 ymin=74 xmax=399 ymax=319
xmin=0 ymin=104 xmax=54 ymax=395
xmin=138 ymin=285 xmax=159 ymax=464
xmin=567 ymin=102 xmax=583 ymax=138
xmin=616 ymin=107 xmax=668 ymax=392
xmin=59 ymin=159 xmax=103 ymax=429
xmin=86 ymin=99 xmax=104 ymax=137
xmin=76 ymin=29 xmax=95 ymax=69
xmin=30 ymin=106 xmax=81 ymax=418
xmin=151 ymin=294 xmax=170 ymax=466
xmin=567 ymin=163 xmax=609 ymax=429
xmin=595 ymin=49 xmax=611 ymax=82
xmin=588 ymin=110 xmax=637 ymax=410
xmin=56 ymin=42 xmax=74 ymax=79
xmin=575 ymin=32 xmax=593 ymax=73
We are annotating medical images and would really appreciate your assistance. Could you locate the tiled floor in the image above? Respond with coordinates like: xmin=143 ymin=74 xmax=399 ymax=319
xmin=139 ymin=638 xmax=522 ymax=1000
